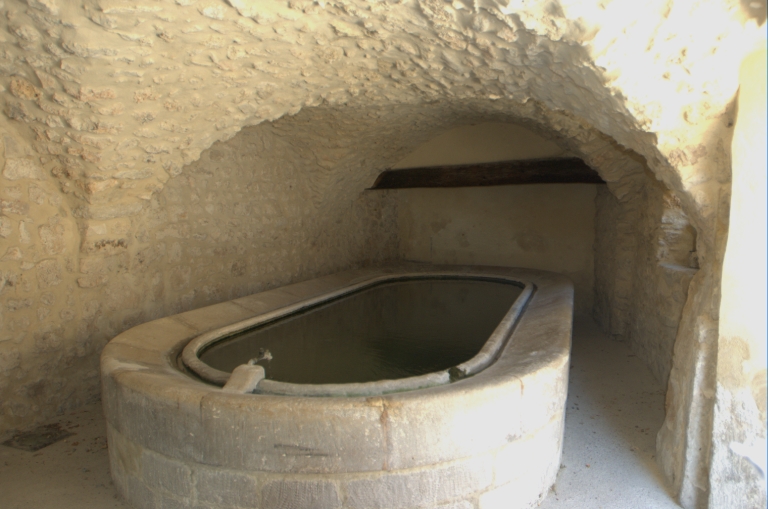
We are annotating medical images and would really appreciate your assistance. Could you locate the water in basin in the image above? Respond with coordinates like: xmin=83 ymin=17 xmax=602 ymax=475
xmin=200 ymin=279 xmax=523 ymax=384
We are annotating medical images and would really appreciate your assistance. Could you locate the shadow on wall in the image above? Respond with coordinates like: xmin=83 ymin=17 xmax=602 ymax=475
xmin=593 ymin=178 xmax=700 ymax=388
xmin=389 ymin=123 xmax=597 ymax=316
xmin=396 ymin=184 xmax=598 ymax=316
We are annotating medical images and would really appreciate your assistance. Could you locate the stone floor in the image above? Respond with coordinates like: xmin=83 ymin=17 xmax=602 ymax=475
xmin=0 ymin=318 xmax=680 ymax=509
xmin=539 ymin=318 xmax=681 ymax=509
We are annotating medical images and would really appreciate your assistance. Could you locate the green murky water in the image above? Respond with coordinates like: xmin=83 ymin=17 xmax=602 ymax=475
xmin=200 ymin=279 xmax=522 ymax=384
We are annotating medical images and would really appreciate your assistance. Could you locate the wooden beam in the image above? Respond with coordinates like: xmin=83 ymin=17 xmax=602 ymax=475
xmin=369 ymin=157 xmax=605 ymax=189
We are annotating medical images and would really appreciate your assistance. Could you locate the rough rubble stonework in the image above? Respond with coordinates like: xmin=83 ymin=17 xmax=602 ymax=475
xmin=0 ymin=0 xmax=765 ymax=507
xmin=594 ymin=181 xmax=698 ymax=389
xmin=1 ymin=105 xmax=404 ymax=433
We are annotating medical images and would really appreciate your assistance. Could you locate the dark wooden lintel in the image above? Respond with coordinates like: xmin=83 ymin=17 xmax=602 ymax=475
xmin=369 ymin=157 xmax=605 ymax=189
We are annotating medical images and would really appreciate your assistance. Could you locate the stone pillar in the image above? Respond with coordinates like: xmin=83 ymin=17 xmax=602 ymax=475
xmin=708 ymin=43 xmax=767 ymax=508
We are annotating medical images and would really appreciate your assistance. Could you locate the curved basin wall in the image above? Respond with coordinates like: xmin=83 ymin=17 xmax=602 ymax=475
xmin=182 ymin=274 xmax=534 ymax=397
xmin=100 ymin=264 xmax=573 ymax=509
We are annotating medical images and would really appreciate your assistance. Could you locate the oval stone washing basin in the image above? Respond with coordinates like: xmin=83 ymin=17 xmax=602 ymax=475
xmin=183 ymin=275 xmax=533 ymax=397
xmin=101 ymin=264 xmax=573 ymax=509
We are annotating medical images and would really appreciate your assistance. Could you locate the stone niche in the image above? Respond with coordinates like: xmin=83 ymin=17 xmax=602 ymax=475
xmin=0 ymin=0 xmax=765 ymax=508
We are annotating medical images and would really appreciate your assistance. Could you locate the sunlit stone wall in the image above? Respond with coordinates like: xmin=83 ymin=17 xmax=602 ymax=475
xmin=709 ymin=46 xmax=767 ymax=509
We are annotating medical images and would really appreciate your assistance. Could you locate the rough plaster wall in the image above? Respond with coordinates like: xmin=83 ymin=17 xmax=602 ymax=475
xmin=593 ymin=185 xmax=639 ymax=337
xmin=592 ymin=164 xmax=726 ymax=506
xmin=591 ymin=188 xmax=614 ymax=331
xmin=2 ymin=96 xmax=652 ymax=440
xmin=130 ymin=122 xmax=399 ymax=310
xmin=595 ymin=179 xmax=698 ymax=388
xmin=392 ymin=122 xmax=595 ymax=315
xmin=398 ymin=184 xmax=596 ymax=315
xmin=0 ymin=108 xmax=400 ymax=438
xmin=0 ymin=0 xmax=763 ymax=505
xmin=391 ymin=122 xmax=569 ymax=168
xmin=626 ymin=182 xmax=698 ymax=388
xmin=0 ymin=114 xmax=83 ymax=424
xmin=0 ymin=0 xmax=748 ymax=220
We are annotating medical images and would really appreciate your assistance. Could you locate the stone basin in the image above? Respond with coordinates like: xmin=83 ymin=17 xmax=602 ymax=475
xmin=100 ymin=264 xmax=573 ymax=509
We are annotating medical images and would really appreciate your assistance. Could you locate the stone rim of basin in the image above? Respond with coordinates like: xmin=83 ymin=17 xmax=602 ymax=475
xmin=181 ymin=273 xmax=534 ymax=397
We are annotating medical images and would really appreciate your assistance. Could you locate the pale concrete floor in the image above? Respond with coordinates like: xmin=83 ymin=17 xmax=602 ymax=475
xmin=539 ymin=318 xmax=681 ymax=509
xmin=0 ymin=318 xmax=680 ymax=509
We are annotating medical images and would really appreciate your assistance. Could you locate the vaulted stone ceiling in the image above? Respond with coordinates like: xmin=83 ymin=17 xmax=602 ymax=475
xmin=1 ymin=0 xmax=757 ymax=230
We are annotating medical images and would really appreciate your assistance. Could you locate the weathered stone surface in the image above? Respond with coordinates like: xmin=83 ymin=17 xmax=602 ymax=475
xmin=0 ymin=199 xmax=30 ymax=216
xmin=79 ymin=253 xmax=129 ymax=275
xmin=382 ymin=378 xmax=523 ymax=470
xmin=153 ymin=493 xmax=206 ymax=509
xmin=0 ymin=217 xmax=12 ymax=238
xmin=76 ymin=274 xmax=109 ymax=288
xmin=261 ymin=480 xmax=340 ymax=509
xmin=142 ymin=449 xmax=193 ymax=498
xmin=34 ymin=325 xmax=65 ymax=352
xmin=8 ymin=78 xmax=41 ymax=101
xmin=18 ymin=221 xmax=31 ymax=245
xmin=0 ymin=347 xmax=22 ymax=372
xmin=107 ymin=425 xmax=157 ymax=509
xmin=39 ymin=222 xmax=67 ymax=255
xmin=478 ymin=478 xmax=547 ymax=509
xmin=198 ymin=392 xmax=388 ymax=474
xmin=493 ymin=416 xmax=563 ymax=488
xmin=2 ymin=247 xmax=23 ymax=261
xmin=594 ymin=182 xmax=701 ymax=387
xmin=35 ymin=259 xmax=62 ymax=288
xmin=435 ymin=502 xmax=474 ymax=509
xmin=109 ymin=316 xmax=199 ymax=352
xmin=100 ymin=266 xmax=571 ymax=509
xmin=194 ymin=466 xmax=259 ymax=508
xmin=3 ymin=158 xmax=45 ymax=180
xmin=85 ymin=202 xmax=146 ymax=221
xmin=103 ymin=370 xmax=208 ymax=463
xmin=5 ymin=298 xmax=32 ymax=311
xmin=708 ymin=47 xmax=767 ymax=509
xmin=173 ymin=301 xmax=256 ymax=334
xmin=345 ymin=457 xmax=493 ymax=509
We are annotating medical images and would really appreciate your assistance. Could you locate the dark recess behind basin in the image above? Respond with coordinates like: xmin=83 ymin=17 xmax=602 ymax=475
xmin=369 ymin=157 xmax=605 ymax=189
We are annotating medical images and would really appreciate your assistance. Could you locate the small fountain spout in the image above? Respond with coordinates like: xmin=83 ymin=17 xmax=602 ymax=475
xmin=249 ymin=348 xmax=273 ymax=364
